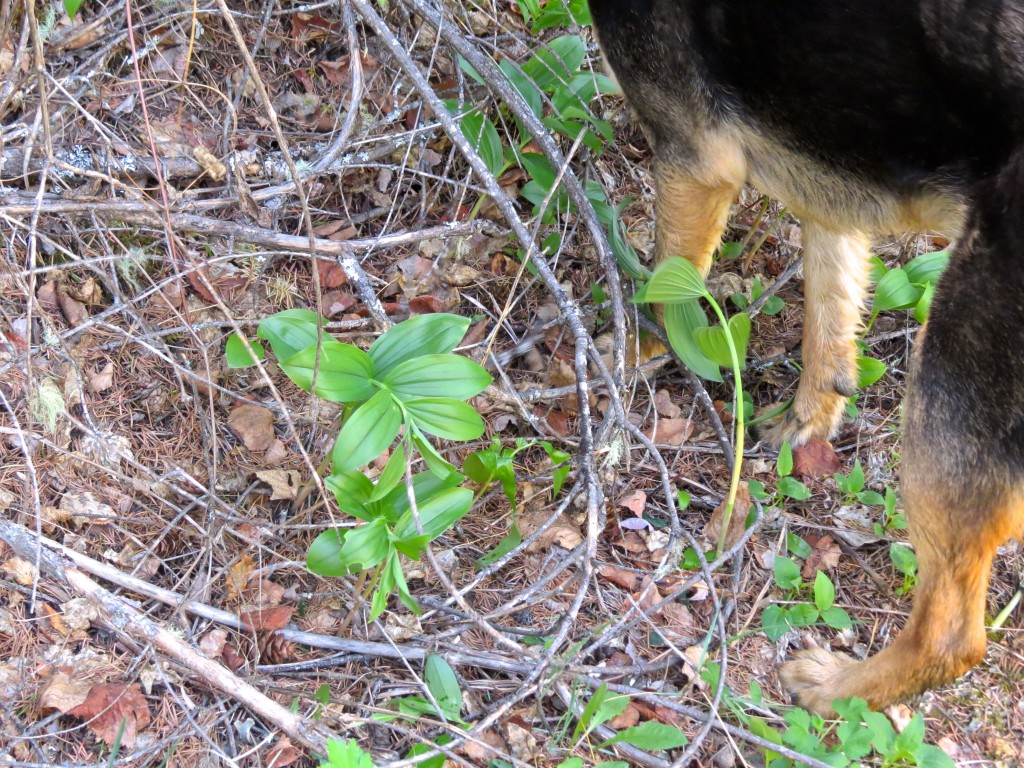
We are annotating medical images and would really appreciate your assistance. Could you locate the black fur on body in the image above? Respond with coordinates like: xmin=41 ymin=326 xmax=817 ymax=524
xmin=590 ymin=0 xmax=1024 ymax=713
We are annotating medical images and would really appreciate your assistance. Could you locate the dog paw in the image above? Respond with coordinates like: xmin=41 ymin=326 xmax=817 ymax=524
xmin=778 ymin=647 xmax=855 ymax=716
xmin=755 ymin=383 xmax=849 ymax=448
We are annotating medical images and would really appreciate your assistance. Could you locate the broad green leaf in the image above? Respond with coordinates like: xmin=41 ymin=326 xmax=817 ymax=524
xmin=813 ymin=570 xmax=835 ymax=612
xmin=326 ymin=470 xmax=374 ymax=520
xmin=643 ymin=257 xmax=708 ymax=302
xmin=465 ymin=446 xmax=517 ymax=505
xmin=382 ymin=355 xmax=491 ymax=400
xmin=368 ymin=314 xmax=471 ymax=377
xmin=693 ymin=326 xmax=732 ymax=369
xmin=394 ymin=486 xmax=473 ymax=542
xmin=871 ymin=267 xmax=923 ymax=316
xmin=225 ymin=333 xmax=265 ymax=368
xmin=598 ymin=721 xmax=689 ymax=750
xmin=778 ymin=476 xmax=811 ymax=500
xmin=572 ymin=684 xmax=630 ymax=742
xmin=747 ymin=716 xmax=783 ymax=765
xmin=452 ymin=106 xmax=504 ymax=176
xmin=889 ymin=543 xmax=918 ymax=576
xmin=760 ymin=604 xmax=789 ymax=641
xmin=728 ymin=312 xmax=751 ymax=363
xmin=904 ymin=249 xmax=950 ymax=287
xmin=377 ymin=468 xmax=464 ymax=520
xmin=857 ymin=354 xmax=887 ymax=388
xmin=663 ymin=299 xmax=722 ymax=382
xmin=405 ymin=737 xmax=451 ymax=768
xmin=475 ymin=524 xmax=523 ymax=569
xmin=332 ymin=390 xmax=403 ymax=473
xmin=369 ymin=443 xmax=407 ymax=502
xmin=777 ymin=441 xmax=794 ymax=477
xmin=915 ymin=281 xmax=936 ymax=324
xmin=307 ymin=530 xmax=350 ymax=577
xmin=405 ymin=398 xmax=485 ymax=441
xmin=369 ymin=557 xmax=395 ymax=621
xmin=411 ymin=428 xmax=455 ymax=477
xmin=848 ymin=459 xmax=865 ymax=493
xmin=522 ymin=35 xmax=585 ymax=91
xmin=788 ymin=603 xmax=819 ymax=627
xmin=914 ymin=744 xmax=956 ymax=768
xmin=339 ymin=518 xmax=391 ymax=571
xmin=499 ymin=59 xmax=544 ymax=119
xmin=63 ymin=0 xmax=85 ymax=19
xmin=820 ymin=605 xmax=853 ymax=630
xmin=774 ymin=556 xmax=802 ymax=591
xmin=280 ymin=340 xmax=377 ymax=403
xmin=257 ymin=309 xmax=322 ymax=361
xmin=321 ymin=738 xmax=376 ymax=768
xmin=424 ymin=655 xmax=462 ymax=721
xmin=392 ymin=553 xmax=420 ymax=616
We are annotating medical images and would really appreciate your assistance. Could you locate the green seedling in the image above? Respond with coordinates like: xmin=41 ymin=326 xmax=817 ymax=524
xmin=762 ymin=558 xmax=852 ymax=641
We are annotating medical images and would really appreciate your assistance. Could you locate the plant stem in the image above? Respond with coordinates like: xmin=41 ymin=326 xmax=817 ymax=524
xmin=705 ymin=293 xmax=745 ymax=557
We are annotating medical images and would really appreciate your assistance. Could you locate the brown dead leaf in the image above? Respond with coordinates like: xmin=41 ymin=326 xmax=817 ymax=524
xmin=653 ymin=389 xmax=682 ymax=419
xmin=802 ymin=534 xmax=842 ymax=578
xmin=255 ymin=469 xmax=302 ymax=500
xmin=520 ymin=507 xmax=583 ymax=552
xmin=240 ymin=605 xmax=295 ymax=632
xmin=56 ymin=288 xmax=88 ymax=326
xmin=60 ymin=598 xmax=98 ymax=632
xmin=67 ymin=683 xmax=152 ymax=750
xmin=87 ymin=362 xmax=115 ymax=394
xmin=609 ymin=702 xmax=641 ymax=730
xmin=226 ymin=554 xmax=255 ymax=603
xmin=199 ymin=628 xmax=228 ymax=659
xmin=645 ymin=417 xmax=695 ymax=446
xmin=39 ymin=602 xmax=71 ymax=637
xmin=61 ymin=491 xmax=115 ymax=527
xmin=597 ymin=565 xmax=640 ymax=592
xmin=2 ymin=557 xmax=37 ymax=586
xmin=264 ymin=439 xmax=289 ymax=464
xmin=316 ymin=258 xmax=349 ymax=289
xmin=40 ymin=670 xmax=93 ymax=713
xmin=267 ymin=738 xmax=302 ymax=768
xmin=792 ymin=439 xmax=841 ymax=480
xmin=617 ymin=490 xmax=647 ymax=517
xmin=632 ymin=700 xmax=690 ymax=731
xmin=704 ymin=482 xmax=751 ymax=550
xmin=228 ymin=404 xmax=276 ymax=451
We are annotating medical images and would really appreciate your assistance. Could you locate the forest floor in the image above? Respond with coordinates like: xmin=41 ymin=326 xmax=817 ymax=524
xmin=0 ymin=1 xmax=1021 ymax=766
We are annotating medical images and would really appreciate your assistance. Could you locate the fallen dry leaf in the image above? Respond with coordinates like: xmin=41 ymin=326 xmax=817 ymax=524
xmin=653 ymin=389 xmax=682 ymax=419
xmin=87 ymin=361 xmax=115 ymax=394
xmin=597 ymin=564 xmax=640 ymax=592
xmin=39 ymin=670 xmax=93 ymax=713
xmin=240 ymin=605 xmax=295 ymax=632
xmin=60 ymin=598 xmax=98 ymax=632
xmin=228 ymin=404 xmax=276 ymax=451
xmin=704 ymin=482 xmax=751 ymax=550
xmin=609 ymin=702 xmax=641 ymax=730
xmin=2 ymin=557 xmax=36 ymax=586
xmin=67 ymin=683 xmax=152 ymax=750
xmin=60 ymin=490 xmax=115 ymax=527
xmin=266 ymin=738 xmax=302 ymax=767
xmin=520 ymin=507 xmax=583 ymax=552
xmin=255 ymin=469 xmax=302 ymax=500
xmin=226 ymin=554 xmax=255 ymax=603
xmin=617 ymin=490 xmax=647 ymax=516
xmin=792 ymin=439 xmax=841 ymax=480
xmin=801 ymin=533 xmax=842 ymax=577
xmin=645 ymin=417 xmax=695 ymax=446
xmin=199 ymin=628 xmax=228 ymax=659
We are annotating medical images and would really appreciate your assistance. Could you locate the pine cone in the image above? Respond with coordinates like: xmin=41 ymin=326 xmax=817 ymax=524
xmin=257 ymin=631 xmax=293 ymax=664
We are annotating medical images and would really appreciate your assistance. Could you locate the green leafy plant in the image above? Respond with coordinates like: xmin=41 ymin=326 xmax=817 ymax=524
xmin=869 ymin=249 xmax=949 ymax=327
xmin=319 ymin=739 xmax=377 ymax=768
xmin=761 ymin=558 xmax=853 ymax=641
xmin=639 ymin=257 xmax=751 ymax=554
xmin=63 ymin=0 xmax=85 ymax=20
xmin=374 ymin=653 xmax=466 ymax=725
xmin=730 ymin=276 xmax=785 ymax=316
xmin=464 ymin=437 xmax=570 ymax=567
xmin=230 ymin=311 xmax=492 ymax=619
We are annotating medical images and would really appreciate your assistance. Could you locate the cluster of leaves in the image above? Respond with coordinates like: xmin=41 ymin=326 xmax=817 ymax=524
xmin=869 ymin=249 xmax=950 ymax=327
xmin=465 ymin=437 xmax=570 ymax=568
xmin=229 ymin=311 xmax=491 ymax=619
xmin=834 ymin=461 xmax=917 ymax=592
xmin=453 ymin=22 xmax=645 ymax=280
xmin=761 ymin=556 xmax=853 ymax=642
xmin=702 ymin=665 xmax=954 ymax=768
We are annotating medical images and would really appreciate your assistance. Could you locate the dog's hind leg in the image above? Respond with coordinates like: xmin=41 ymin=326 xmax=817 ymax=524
xmin=760 ymin=221 xmax=873 ymax=446
xmin=652 ymin=134 xmax=746 ymax=275
xmin=779 ymin=472 xmax=1020 ymax=714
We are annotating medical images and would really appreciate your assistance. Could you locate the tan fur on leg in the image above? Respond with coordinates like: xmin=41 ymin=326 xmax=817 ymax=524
xmin=653 ymin=136 xmax=746 ymax=274
xmin=761 ymin=223 xmax=872 ymax=446
xmin=780 ymin=478 xmax=1024 ymax=715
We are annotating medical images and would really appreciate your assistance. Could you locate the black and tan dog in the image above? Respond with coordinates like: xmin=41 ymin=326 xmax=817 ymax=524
xmin=590 ymin=0 xmax=1024 ymax=715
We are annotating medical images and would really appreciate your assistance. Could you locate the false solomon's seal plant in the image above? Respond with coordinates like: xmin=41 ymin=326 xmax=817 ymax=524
xmin=228 ymin=311 xmax=491 ymax=618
